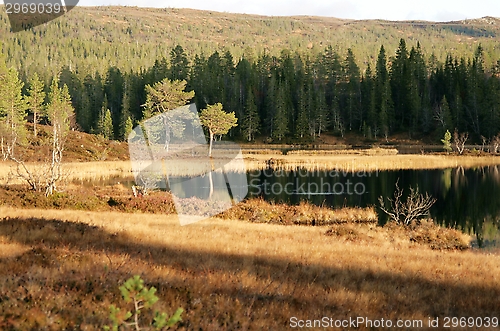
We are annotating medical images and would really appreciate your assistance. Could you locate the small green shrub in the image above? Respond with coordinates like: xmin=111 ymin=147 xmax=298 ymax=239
xmin=104 ymin=275 xmax=183 ymax=331
xmin=441 ymin=130 xmax=452 ymax=152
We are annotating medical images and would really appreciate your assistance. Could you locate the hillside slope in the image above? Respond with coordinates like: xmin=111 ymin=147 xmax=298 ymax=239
xmin=1 ymin=6 xmax=499 ymax=78
xmin=15 ymin=124 xmax=129 ymax=162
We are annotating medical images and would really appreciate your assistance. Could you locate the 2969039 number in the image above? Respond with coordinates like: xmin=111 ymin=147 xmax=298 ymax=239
xmin=443 ymin=317 xmax=498 ymax=328
xmin=5 ymin=2 xmax=62 ymax=14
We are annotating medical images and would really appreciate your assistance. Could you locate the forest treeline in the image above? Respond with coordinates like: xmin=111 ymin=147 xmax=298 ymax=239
xmin=2 ymin=7 xmax=500 ymax=82
xmin=3 ymin=38 xmax=500 ymax=144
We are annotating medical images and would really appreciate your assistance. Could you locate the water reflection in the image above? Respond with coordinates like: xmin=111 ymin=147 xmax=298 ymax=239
xmin=74 ymin=166 xmax=500 ymax=248
xmin=246 ymin=165 xmax=500 ymax=248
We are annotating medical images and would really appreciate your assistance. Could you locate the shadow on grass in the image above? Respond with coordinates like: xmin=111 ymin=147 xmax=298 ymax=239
xmin=0 ymin=216 xmax=499 ymax=328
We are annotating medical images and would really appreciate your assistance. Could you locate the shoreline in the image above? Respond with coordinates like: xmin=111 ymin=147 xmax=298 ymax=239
xmin=2 ymin=151 xmax=500 ymax=182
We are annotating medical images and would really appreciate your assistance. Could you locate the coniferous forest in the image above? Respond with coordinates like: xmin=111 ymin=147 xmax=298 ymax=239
xmin=1 ymin=6 xmax=500 ymax=144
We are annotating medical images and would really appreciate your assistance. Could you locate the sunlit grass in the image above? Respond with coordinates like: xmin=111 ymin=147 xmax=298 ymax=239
xmin=2 ymin=151 xmax=500 ymax=184
xmin=249 ymin=153 xmax=500 ymax=172
xmin=0 ymin=207 xmax=497 ymax=330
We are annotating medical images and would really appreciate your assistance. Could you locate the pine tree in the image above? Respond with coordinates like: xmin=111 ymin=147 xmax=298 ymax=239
xmin=199 ymin=103 xmax=238 ymax=156
xmin=142 ymin=79 xmax=194 ymax=119
xmin=25 ymin=73 xmax=46 ymax=138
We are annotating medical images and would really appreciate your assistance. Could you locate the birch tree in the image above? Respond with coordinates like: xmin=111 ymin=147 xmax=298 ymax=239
xmin=45 ymin=77 xmax=74 ymax=195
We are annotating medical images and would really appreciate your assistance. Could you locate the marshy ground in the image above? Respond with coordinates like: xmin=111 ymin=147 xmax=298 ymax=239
xmin=1 ymin=144 xmax=500 ymax=329
xmin=0 ymin=182 xmax=496 ymax=330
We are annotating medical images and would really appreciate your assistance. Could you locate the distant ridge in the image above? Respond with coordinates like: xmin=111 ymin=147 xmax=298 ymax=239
xmin=0 ymin=6 xmax=499 ymax=76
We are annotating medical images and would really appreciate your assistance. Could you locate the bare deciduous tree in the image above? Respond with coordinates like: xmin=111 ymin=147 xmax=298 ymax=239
xmin=132 ymin=173 xmax=161 ymax=197
xmin=44 ymin=79 xmax=74 ymax=196
xmin=378 ymin=180 xmax=436 ymax=226
xmin=453 ymin=129 xmax=468 ymax=155
xmin=491 ymin=134 xmax=500 ymax=154
xmin=6 ymin=76 xmax=73 ymax=196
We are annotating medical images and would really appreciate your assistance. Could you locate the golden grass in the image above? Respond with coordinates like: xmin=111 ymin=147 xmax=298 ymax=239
xmin=248 ymin=153 xmax=500 ymax=172
xmin=0 ymin=207 xmax=498 ymax=330
xmin=1 ymin=151 xmax=500 ymax=184
xmin=0 ymin=161 xmax=134 ymax=184
xmin=286 ymin=147 xmax=399 ymax=156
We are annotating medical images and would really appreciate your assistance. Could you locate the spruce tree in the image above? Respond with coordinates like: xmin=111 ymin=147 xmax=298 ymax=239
xmin=0 ymin=67 xmax=28 ymax=160
xmin=375 ymin=46 xmax=394 ymax=137
xmin=241 ymin=89 xmax=260 ymax=142
xmin=26 ymin=73 xmax=46 ymax=138
xmin=315 ymin=87 xmax=329 ymax=137
xmin=362 ymin=64 xmax=377 ymax=137
xmin=272 ymin=83 xmax=289 ymax=141
xmin=104 ymin=67 xmax=124 ymax=139
xmin=436 ymin=95 xmax=452 ymax=136
xmin=344 ymin=48 xmax=361 ymax=131
xmin=123 ymin=116 xmax=134 ymax=139
xmin=169 ymin=45 xmax=189 ymax=81
xmin=295 ymin=85 xmax=309 ymax=139
xmin=97 ymin=106 xmax=114 ymax=139
xmin=390 ymin=39 xmax=410 ymax=130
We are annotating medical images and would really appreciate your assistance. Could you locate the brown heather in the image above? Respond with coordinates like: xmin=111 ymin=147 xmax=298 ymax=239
xmin=0 ymin=206 xmax=497 ymax=330
xmin=1 ymin=152 xmax=500 ymax=329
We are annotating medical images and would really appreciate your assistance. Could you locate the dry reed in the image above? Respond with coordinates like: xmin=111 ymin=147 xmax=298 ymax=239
xmin=1 ymin=152 xmax=500 ymax=185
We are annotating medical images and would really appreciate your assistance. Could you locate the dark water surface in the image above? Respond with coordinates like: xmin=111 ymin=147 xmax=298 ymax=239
xmin=245 ymin=166 xmax=500 ymax=248
xmin=77 ymin=166 xmax=500 ymax=247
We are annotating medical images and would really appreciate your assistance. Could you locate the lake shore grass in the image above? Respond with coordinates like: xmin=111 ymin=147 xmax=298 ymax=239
xmin=247 ymin=151 xmax=500 ymax=172
xmin=0 ymin=207 xmax=494 ymax=330
xmin=2 ymin=150 xmax=500 ymax=183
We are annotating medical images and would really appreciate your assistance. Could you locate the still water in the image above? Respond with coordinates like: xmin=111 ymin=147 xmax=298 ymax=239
xmin=77 ymin=165 xmax=500 ymax=247
xmin=246 ymin=166 xmax=500 ymax=247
